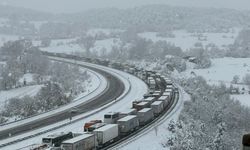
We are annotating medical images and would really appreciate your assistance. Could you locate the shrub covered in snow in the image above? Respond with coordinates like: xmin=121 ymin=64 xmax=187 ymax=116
xmin=169 ymin=76 xmax=250 ymax=150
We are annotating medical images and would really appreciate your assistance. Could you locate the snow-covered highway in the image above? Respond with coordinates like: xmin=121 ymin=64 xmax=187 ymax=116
xmin=0 ymin=57 xmax=148 ymax=150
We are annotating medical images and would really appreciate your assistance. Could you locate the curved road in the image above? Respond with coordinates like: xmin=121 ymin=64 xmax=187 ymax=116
xmin=0 ymin=59 xmax=125 ymax=140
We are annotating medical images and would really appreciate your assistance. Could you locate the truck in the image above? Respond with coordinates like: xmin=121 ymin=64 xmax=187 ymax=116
xmin=104 ymin=112 xmax=119 ymax=124
xmin=165 ymin=88 xmax=173 ymax=93
xmin=132 ymin=101 xmax=150 ymax=111
xmin=117 ymin=115 xmax=139 ymax=135
xmin=151 ymin=101 xmax=164 ymax=116
xmin=42 ymin=132 xmax=73 ymax=147
xmin=93 ymin=124 xmax=119 ymax=147
xmin=137 ymin=108 xmax=154 ymax=126
xmin=164 ymin=89 xmax=173 ymax=99
xmin=87 ymin=123 xmax=106 ymax=132
xmin=152 ymin=92 xmax=161 ymax=98
xmin=61 ymin=134 xmax=95 ymax=150
xmin=166 ymin=85 xmax=174 ymax=89
xmin=157 ymin=96 xmax=170 ymax=108
xmin=143 ymin=97 xmax=156 ymax=104
xmin=164 ymin=78 xmax=172 ymax=85
xmin=119 ymin=109 xmax=137 ymax=118
xmin=84 ymin=120 xmax=102 ymax=132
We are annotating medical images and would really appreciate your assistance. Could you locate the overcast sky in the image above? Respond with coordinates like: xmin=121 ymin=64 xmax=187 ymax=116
xmin=1 ymin=0 xmax=250 ymax=13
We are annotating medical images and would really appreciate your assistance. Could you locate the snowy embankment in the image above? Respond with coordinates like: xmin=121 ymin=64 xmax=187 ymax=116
xmin=0 ymin=58 xmax=148 ymax=149
xmin=181 ymin=57 xmax=250 ymax=107
xmin=0 ymin=66 xmax=104 ymax=129
xmin=0 ymin=85 xmax=43 ymax=109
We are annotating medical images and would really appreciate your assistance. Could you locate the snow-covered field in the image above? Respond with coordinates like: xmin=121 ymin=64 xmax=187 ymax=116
xmin=40 ymin=43 xmax=83 ymax=54
xmin=39 ymin=37 xmax=120 ymax=55
xmin=182 ymin=57 xmax=250 ymax=84
xmin=0 ymin=34 xmax=19 ymax=47
xmin=231 ymin=94 xmax=250 ymax=107
xmin=0 ymin=58 xmax=148 ymax=150
xmin=87 ymin=28 xmax=123 ymax=36
xmin=139 ymin=29 xmax=240 ymax=51
xmin=181 ymin=57 xmax=250 ymax=107
xmin=0 ymin=85 xmax=43 ymax=109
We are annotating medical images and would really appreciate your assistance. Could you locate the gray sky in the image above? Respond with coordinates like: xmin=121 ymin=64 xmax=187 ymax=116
xmin=1 ymin=0 xmax=250 ymax=13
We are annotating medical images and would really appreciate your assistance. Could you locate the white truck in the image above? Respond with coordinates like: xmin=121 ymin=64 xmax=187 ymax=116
xmin=93 ymin=124 xmax=119 ymax=147
xmin=137 ymin=108 xmax=154 ymax=126
xmin=151 ymin=101 xmax=164 ymax=116
xmin=117 ymin=115 xmax=139 ymax=135
xmin=61 ymin=134 xmax=95 ymax=150
xmin=157 ymin=95 xmax=170 ymax=108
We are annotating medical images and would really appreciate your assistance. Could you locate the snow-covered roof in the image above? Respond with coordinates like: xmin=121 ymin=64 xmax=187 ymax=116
xmin=137 ymin=101 xmax=149 ymax=106
xmin=151 ymin=101 xmax=163 ymax=105
xmin=118 ymin=115 xmax=137 ymax=122
xmin=120 ymin=109 xmax=136 ymax=114
xmin=165 ymin=89 xmax=172 ymax=92
xmin=138 ymin=108 xmax=152 ymax=113
xmin=144 ymin=97 xmax=155 ymax=101
xmin=94 ymin=124 xmax=118 ymax=132
xmin=158 ymin=96 xmax=168 ymax=100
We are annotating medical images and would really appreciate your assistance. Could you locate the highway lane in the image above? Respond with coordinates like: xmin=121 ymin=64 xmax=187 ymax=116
xmin=0 ymin=59 xmax=125 ymax=140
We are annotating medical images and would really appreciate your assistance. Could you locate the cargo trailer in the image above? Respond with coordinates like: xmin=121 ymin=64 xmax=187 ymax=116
xmin=61 ymin=134 xmax=95 ymax=150
xmin=93 ymin=124 xmax=119 ymax=147
xmin=87 ymin=123 xmax=106 ymax=132
xmin=157 ymin=96 xmax=170 ymax=108
xmin=151 ymin=101 xmax=164 ymax=116
xmin=117 ymin=115 xmax=139 ymax=135
xmin=143 ymin=97 xmax=156 ymax=104
xmin=152 ymin=92 xmax=161 ymax=98
xmin=137 ymin=108 xmax=154 ymax=126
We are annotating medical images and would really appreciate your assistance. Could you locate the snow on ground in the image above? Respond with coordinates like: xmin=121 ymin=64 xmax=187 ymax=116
xmin=30 ymin=21 xmax=47 ymax=30
xmin=0 ymin=85 xmax=43 ymax=109
xmin=72 ymin=68 xmax=101 ymax=101
xmin=182 ymin=57 xmax=250 ymax=84
xmin=40 ymin=43 xmax=83 ymax=54
xmin=0 ymin=66 xmax=104 ymax=129
xmin=119 ymin=85 xmax=190 ymax=150
xmin=40 ymin=37 xmax=120 ymax=55
xmin=180 ymin=57 xmax=250 ymax=107
xmin=139 ymin=29 xmax=240 ymax=51
xmin=0 ymin=59 xmax=148 ymax=150
xmin=92 ymin=38 xmax=120 ymax=55
xmin=0 ymin=18 xmax=8 ymax=27
xmin=0 ymin=34 xmax=19 ymax=47
xmin=231 ymin=94 xmax=250 ymax=107
xmin=18 ymin=73 xmax=35 ymax=84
